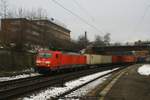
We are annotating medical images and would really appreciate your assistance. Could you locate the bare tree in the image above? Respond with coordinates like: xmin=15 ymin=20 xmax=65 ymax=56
xmin=7 ymin=10 xmax=16 ymax=18
xmin=0 ymin=0 xmax=9 ymax=18
xmin=76 ymin=35 xmax=89 ymax=50
xmin=25 ymin=8 xmax=48 ymax=20
xmin=104 ymin=33 xmax=111 ymax=46
xmin=93 ymin=35 xmax=105 ymax=46
xmin=114 ymin=42 xmax=121 ymax=46
xmin=17 ymin=8 xmax=24 ymax=18
xmin=36 ymin=8 xmax=48 ymax=19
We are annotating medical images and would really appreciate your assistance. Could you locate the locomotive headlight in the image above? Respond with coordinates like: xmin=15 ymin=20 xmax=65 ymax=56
xmin=36 ymin=60 xmax=41 ymax=63
xmin=45 ymin=61 xmax=51 ymax=64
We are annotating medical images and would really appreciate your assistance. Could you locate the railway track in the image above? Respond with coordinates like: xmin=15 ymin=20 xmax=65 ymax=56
xmin=0 ymin=65 xmax=127 ymax=99
xmin=51 ymin=66 xmax=126 ymax=100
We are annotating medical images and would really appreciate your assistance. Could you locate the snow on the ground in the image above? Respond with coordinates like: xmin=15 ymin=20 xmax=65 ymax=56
xmin=22 ymin=68 xmax=118 ymax=100
xmin=0 ymin=73 xmax=40 ymax=82
xmin=138 ymin=64 xmax=150 ymax=76
xmin=65 ymin=75 xmax=110 ymax=98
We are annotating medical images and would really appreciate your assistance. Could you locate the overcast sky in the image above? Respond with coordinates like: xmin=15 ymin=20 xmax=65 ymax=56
xmin=7 ymin=0 xmax=150 ymax=43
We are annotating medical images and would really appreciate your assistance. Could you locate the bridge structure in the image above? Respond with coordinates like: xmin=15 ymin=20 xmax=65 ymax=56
xmin=85 ymin=45 xmax=150 ymax=54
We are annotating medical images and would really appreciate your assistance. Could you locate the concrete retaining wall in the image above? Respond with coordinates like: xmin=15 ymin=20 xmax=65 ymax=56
xmin=0 ymin=49 xmax=36 ymax=71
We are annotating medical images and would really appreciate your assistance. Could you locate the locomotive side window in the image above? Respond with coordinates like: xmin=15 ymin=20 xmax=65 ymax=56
xmin=56 ymin=54 xmax=59 ymax=58
xmin=38 ymin=53 xmax=52 ymax=58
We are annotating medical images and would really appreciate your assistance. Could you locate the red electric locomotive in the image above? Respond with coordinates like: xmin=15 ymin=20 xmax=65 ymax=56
xmin=36 ymin=50 xmax=86 ymax=73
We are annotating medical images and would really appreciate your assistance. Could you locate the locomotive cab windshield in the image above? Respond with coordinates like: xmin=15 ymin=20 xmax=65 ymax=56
xmin=38 ymin=52 xmax=52 ymax=58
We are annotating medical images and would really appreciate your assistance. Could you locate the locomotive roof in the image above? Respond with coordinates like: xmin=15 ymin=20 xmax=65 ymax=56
xmin=38 ymin=50 xmax=82 ymax=55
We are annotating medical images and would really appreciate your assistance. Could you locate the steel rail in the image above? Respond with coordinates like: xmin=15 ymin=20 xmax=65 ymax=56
xmin=0 ymin=65 xmax=126 ymax=99
xmin=51 ymin=66 xmax=127 ymax=100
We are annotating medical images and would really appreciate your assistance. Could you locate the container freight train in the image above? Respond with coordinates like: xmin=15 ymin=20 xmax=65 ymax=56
xmin=35 ymin=50 xmax=137 ymax=74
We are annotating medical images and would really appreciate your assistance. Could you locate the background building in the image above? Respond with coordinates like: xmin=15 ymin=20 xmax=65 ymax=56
xmin=0 ymin=18 xmax=71 ymax=50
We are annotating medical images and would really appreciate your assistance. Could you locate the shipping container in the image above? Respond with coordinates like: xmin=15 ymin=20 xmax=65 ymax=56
xmin=85 ymin=54 xmax=102 ymax=64
xmin=85 ymin=54 xmax=112 ymax=65
xmin=112 ymin=56 xmax=122 ymax=63
xmin=137 ymin=56 xmax=146 ymax=62
xmin=121 ymin=55 xmax=136 ymax=63
xmin=101 ymin=55 xmax=112 ymax=64
xmin=134 ymin=51 xmax=149 ymax=56
xmin=146 ymin=56 xmax=150 ymax=62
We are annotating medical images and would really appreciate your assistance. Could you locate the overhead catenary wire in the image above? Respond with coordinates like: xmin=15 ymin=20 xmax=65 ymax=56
xmin=51 ymin=0 xmax=105 ymax=35
xmin=72 ymin=0 xmax=107 ymax=37
xmin=134 ymin=4 xmax=150 ymax=33
xmin=72 ymin=0 xmax=95 ymax=22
